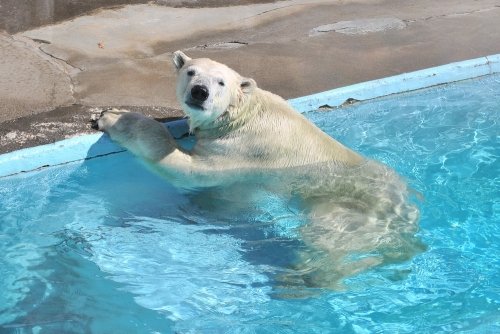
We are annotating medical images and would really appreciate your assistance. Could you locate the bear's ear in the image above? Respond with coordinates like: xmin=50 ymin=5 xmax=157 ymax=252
xmin=172 ymin=51 xmax=191 ymax=71
xmin=241 ymin=77 xmax=256 ymax=94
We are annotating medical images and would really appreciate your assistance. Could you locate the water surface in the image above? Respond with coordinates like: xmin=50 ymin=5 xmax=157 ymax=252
xmin=0 ymin=74 xmax=499 ymax=333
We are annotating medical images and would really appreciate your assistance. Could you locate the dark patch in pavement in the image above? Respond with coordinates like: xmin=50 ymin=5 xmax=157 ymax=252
xmin=0 ymin=104 xmax=184 ymax=154
xmin=0 ymin=0 xmax=282 ymax=34
xmin=188 ymin=41 xmax=249 ymax=50
xmin=0 ymin=0 xmax=144 ymax=33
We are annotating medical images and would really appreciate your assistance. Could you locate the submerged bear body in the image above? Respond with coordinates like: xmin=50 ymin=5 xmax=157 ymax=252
xmin=96 ymin=51 xmax=423 ymax=289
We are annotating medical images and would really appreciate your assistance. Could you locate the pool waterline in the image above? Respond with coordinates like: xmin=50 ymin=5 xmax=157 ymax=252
xmin=0 ymin=54 xmax=499 ymax=176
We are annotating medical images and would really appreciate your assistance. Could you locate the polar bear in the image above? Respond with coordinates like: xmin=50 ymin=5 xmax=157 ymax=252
xmin=95 ymin=51 xmax=423 ymax=290
xmin=97 ymin=52 xmax=363 ymax=181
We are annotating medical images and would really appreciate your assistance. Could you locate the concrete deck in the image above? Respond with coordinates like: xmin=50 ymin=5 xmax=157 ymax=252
xmin=1 ymin=0 xmax=500 ymax=153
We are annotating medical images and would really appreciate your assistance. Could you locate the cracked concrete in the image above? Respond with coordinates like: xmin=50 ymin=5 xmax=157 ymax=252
xmin=1 ymin=0 xmax=500 ymax=153
xmin=36 ymin=44 xmax=85 ymax=72
xmin=187 ymin=41 xmax=250 ymax=50
xmin=0 ymin=33 xmax=75 ymax=122
xmin=21 ymin=1 xmax=316 ymax=63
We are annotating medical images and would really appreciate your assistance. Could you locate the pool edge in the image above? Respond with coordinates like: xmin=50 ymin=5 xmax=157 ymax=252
xmin=288 ymin=54 xmax=500 ymax=112
xmin=1 ymin=54 xmax=499 ymax=178
xmin=0 ymin=134 xmax=123 ymax=178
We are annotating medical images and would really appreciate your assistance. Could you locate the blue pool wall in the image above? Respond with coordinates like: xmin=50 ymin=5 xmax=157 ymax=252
xmin=0 ymin=54 xmax=499 ymax=178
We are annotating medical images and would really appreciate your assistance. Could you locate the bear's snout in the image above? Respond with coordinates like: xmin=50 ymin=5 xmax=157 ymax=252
xmin=191 ymin=85 xmax=209 ymax=103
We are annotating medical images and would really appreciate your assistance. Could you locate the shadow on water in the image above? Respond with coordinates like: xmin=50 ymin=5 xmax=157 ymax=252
xmin=0 ymin=126 xmax=425 ymax=331
xmin=82 ymin=131 xmax=307 ymax=277
xmin=0 ymin=150 xmax=177 ymax=332
xmin=0 ymin=133 xmax=182 ymax=332
xmin=80 ymin=130 xmax=425 ymax=292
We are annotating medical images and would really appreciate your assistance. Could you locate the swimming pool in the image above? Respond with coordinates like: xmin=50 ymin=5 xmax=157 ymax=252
xmin=1 ymin=71 xmax=499 ymax=333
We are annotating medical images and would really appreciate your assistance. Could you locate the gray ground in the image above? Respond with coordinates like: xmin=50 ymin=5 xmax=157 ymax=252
xmin=1 ymin=0 xmax=500 ymax=154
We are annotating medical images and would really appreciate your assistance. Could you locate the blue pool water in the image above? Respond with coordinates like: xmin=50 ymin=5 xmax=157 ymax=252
xmin=1 ymin=74 xmax=499 ymax=333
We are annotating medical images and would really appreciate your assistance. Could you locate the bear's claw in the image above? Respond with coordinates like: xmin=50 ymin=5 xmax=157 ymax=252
xmin=90 ymin=118 xmax=100 ymax=130
xmin=90 ymin=108 xmax=123 ymax=131
xmin=90 ymin=108 xmax=110 ymax=131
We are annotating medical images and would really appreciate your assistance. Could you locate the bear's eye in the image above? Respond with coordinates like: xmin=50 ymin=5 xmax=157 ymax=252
xmin=187 ymin=70 xmax=195 ymax=76
xmin=218 ymin=80 xmax=225 ymax=87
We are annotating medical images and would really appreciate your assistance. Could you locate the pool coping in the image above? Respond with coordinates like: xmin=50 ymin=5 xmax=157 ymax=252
xmin=1 ymin=54 xmax=499 ymax=178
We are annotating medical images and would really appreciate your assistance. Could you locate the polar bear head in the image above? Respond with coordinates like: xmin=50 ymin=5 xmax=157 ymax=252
xmin=172 ymin=51 xmax=256 ymax=131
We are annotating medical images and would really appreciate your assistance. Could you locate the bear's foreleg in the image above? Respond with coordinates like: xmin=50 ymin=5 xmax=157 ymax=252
xmin=96 ymin=109 xmax=182 ymax=161
xmin=94 ymin=109 xmax=231 ymax=188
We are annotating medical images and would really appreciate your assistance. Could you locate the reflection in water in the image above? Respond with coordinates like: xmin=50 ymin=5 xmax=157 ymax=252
xmin=182 ymin=157 xmax=424 ymax=294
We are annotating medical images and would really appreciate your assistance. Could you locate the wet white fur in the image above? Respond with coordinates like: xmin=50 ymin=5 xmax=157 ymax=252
xmin=97 ymin=52 xmax=422 ymax=289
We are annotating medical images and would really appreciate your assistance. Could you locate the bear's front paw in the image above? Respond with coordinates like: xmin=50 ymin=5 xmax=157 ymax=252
xmin=90 ymin=108 xmax=129 ymax=132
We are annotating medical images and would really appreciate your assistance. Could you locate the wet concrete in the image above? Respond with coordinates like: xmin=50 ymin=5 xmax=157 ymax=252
xmin=0 ymin=104 xmax=183 ymax=154
xmin=1 ymin=0 xmax=142 ymax=33
xmin=0 ymin=0 xmax=283 ymax=33
xmin=1 ymin=0 xmax=500 ymax=154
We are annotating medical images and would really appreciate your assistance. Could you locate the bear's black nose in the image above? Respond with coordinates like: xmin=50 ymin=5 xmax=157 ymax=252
xmin=191 ymin=85 xmax=209 ymax=102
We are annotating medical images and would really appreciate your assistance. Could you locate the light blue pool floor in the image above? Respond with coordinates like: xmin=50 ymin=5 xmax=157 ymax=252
xmin=1 ymin=74 xmax=499 ymax=333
